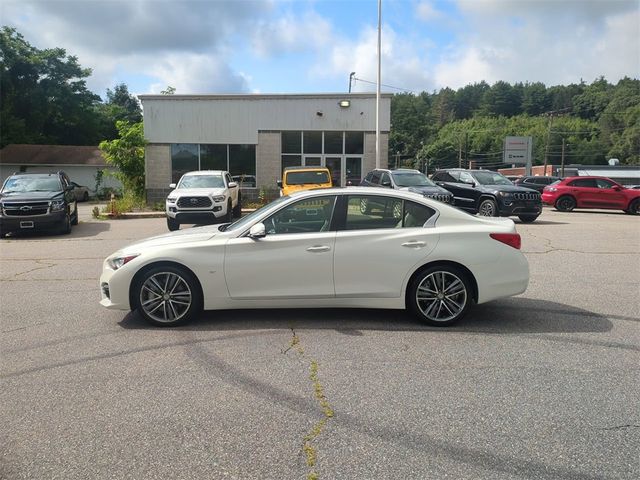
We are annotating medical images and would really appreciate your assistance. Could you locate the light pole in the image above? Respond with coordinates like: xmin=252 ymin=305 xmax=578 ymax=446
xmin=349 ymin=72 xmax=356 ymax=93
xmin=375 ymin=0 xmax=381 ymax=169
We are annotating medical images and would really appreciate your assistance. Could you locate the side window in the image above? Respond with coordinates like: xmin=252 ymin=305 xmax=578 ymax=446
xmin=380 ymin=172 xmax=391 ymax=187
xmin=371 ymin=171 xmax=382 ymax=184
xmin=364 ymin=171 xmax=374 ymax=182
xmin=459 ymin=172 xmax=474 ymax=184
xmin=345 ymin=195 xmax=403 ymax=230
xmin=225 ymin=173 xmax=232 ymax=186
xmin=569 ymin=179 xmax=597 ymax=188
xmin=399 ymin=201 xmax=436 ymax=228
xmin=595 ymin=179 xmax=615 ymax=189
xmin=432 ymin=172 xmax=457 ymax=182
xmin=264 ymin=196 xmax=336 ymax=235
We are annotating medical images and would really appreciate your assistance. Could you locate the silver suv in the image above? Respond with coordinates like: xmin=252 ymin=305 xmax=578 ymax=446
xmin=165 ymin=170 xmax=241 ymax=231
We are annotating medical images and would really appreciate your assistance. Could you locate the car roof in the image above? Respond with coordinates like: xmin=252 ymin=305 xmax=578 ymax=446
xmin=182 ymin=170 xmax=226 ymax=176
xmin=284 ymin=166 xmax=330 ymax=172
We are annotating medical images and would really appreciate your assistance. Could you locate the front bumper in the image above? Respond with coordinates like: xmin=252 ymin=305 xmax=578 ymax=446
xmin=0 ymin=210 xmax=66 ymax=233
xmin=166 ymin=203 xmax=228 ymax=224
xmin=541 ymin=193 xmax=558 ymax=205
xmin=497 ymin=199 xmax=542 ymax=216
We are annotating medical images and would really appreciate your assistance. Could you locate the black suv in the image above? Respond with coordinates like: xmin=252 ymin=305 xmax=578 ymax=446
xmin=431 ymin=169 xmax=542 ymax=222
xmin=361 ymin=168 xmax=454 ymax=203
xmin=0 ymin=172 xmax=78 ymax=237
xmin=513 ymin=175 xmax=562 ymax=193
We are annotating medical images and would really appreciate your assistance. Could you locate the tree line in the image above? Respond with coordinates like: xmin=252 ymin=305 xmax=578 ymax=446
xmin=390 ymin=77 xmax=639 ymax=170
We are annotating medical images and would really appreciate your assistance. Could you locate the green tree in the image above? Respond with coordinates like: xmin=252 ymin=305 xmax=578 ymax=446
xmin=0 ymin=26 xmax=103 ymax=147
xmin=99 ymin=121 xmax=147 ymax=197
xmin=98 ymin=83 xmax=142 ymax=139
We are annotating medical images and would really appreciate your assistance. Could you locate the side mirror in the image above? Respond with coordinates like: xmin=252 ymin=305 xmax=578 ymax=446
xmin=276 ymin=180 xmax=283 ymax=188
xmin=381 ymin=180 xmax=391 ymax=187
xmin=169 ymin=183 xmax=176 ymax=189
xmin=612 ymin=185 xmax=622 ymax=191
xmin=228 ymin=181 xmax=238 ymax=188
xmin=248 ymin=223 xmax=266 ymax=239
xmin=66 ymin=185 xmax=74 ymax=191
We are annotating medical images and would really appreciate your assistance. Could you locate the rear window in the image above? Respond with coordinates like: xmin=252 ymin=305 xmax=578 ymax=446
xmin=285 ymin=171 xmax=330 ymax=185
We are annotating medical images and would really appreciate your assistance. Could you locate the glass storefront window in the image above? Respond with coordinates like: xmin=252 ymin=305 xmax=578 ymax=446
xmin=200 ymin=144 xmax=227 ymax=171
xmin=281 ymin=155 xmax=301 ymax=175
xmin=345 ymin=132 xmax=364 ymax=154
xmin=303 ymin=131 xmax=322 ymax=154
xmin=282 ymin=131 xmax=301 ymax=154
xmin=229 ymin=144 xmax=256 ymax=177
xmin=324 ymin=131 xmax=343 ymax=154
xmin=171 ymin=143 xmax=198 ymax=183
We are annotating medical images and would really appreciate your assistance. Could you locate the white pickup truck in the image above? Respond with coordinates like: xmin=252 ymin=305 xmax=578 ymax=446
xmin=165 ymin=170 xmax=241 ymax=231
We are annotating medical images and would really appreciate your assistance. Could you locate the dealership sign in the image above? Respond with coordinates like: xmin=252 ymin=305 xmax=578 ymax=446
xmin=503 ymin=136 xmax=533 ymax=165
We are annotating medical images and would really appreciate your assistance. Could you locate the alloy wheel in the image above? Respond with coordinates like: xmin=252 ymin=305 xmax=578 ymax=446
xmin=479 ymin=200 xmax=496 ymax=216
xmin=415 ymin=270 xmax=467 ymax=322
xmin=139 ymin=271 xmax=192 ymax=323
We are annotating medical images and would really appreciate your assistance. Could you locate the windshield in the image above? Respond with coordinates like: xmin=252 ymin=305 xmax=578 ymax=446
xmin=1 ymin=176 xmax=62 ymax=193
xmin=473 ymin=171 xmax=513 ymax=186
xmin=178 ymin=175 xmax=225 ymax=189
xmin=391 ymin=172 xmax=435 ymax=187
xmin=285 ymin=171 xmax=330 ymax=185
xmin=223 ymin=195 xmax=290 ymax=232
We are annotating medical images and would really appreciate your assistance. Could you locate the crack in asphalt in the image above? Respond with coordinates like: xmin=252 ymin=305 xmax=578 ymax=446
xmin=282 ymin=329 xmax=334 ymax=480
xmin=11 ymin=259 xmax=57 ymax=278
xmin=523 ymin=230 xmax=637 ymax=255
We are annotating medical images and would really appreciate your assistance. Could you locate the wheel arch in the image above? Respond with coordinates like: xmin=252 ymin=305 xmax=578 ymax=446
xmin=128 ymin=260 xmax=204 ymax=311
xmin=555 ymin=193 xmax=576 ymax=205
xmin=404 ymin=260 xmax=478 ymax=308
xmin=476 ymin=194 xmax=498 ymax=210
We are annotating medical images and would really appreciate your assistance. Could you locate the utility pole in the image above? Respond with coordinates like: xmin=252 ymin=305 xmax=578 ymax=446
xmin=542 ymin=113 xmax=554 ymax=176
xmin=464 ymin=132 xmax=468 ymax=166
xmin=375 ymin=0 xmax=381 ymax=169
xmin=458 ymin=136 xmax=463 ymax=168
xmin=349 ymin=72 xmax=356 ymax=93
xmin=561 ymin=138 xmax=566 ymax=177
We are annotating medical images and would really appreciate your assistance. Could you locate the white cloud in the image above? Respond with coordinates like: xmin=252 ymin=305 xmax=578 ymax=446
xmin=251 ymin=11 xmax=333 ymax=57
xmin=416 ymin=1 xmax=445 ymax=22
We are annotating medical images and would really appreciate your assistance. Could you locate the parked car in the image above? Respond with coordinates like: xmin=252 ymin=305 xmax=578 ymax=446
xmin=232 ymin=175 xmax=256 ymax=188
xmin=513 ymin=175 xmax=562 ymax=193
xmin=0 ymin=171 xmax=78 ymax=237
xmin=541 ymin=176 xmax=640 ymax=214
xmin=277 ymin=166 xmax=332 ymax=196
xmin=431 ymin=169 xmax=542 ymax=223
xmin=360 ymin=168 xmax=454 ymax=206
xmin=70 ymin=181 xmax=91 ymax=201
xmin=100 ymin=187 xmax=529 ymax=327
xmin=165 ymin=170 xmax=241 ymax=231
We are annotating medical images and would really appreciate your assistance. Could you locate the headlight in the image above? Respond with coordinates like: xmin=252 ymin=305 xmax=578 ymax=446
xmin=50 ymin=199 xmax=65 ymax=211
xmin=166 ymin=197 xmax=176 ymax=202
xmin=212 ymin=195 xmax=225 ymax=203
xmin=547 ymin=187 xmax=557 ymax=192
xmin=499 ymin=192 xmax=513 ymax=198
xmin=107 ymin=254 xmax=140 ymax=270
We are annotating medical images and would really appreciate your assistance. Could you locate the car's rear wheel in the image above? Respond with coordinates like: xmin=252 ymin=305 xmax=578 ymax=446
xmin=233 ymin=193 xmax=242 ymax=217
xmin=555 ymin=195 xmax=576 ymax=212
xmin=626 ymin=198 xmax=640 ymax=215
xmin=167 ymin=217 xmax=179 ymax=231
xmin=478 ymin=198 xmax=498 ymax=216
xmin=518 ymin=214 xmax=539 ymax=223
xmin=408 ymin=265 xmax=472 ymax=326
xmin=133 ymin=265 xmax=202 ymax=327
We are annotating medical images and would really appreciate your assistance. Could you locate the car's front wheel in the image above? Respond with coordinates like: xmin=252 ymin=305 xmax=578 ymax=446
xmin=233 ymin=193 xmax=242 ymax=218
xmin=626 ymin=198 xmax=640 ymax=215
xmin=133 ymin=264 xmax=202 ymax=327
xmin=478 ymin=198 xmax=498 ymax=216
xmin=408 ymin=265 xmax=473 ymax=326
xmin=555 ymin=195 xmax=576 ymax=212
xmin=167 ymin=217 xmax=179 ymax=231
xmin=224 ymin=200 xmax=233 ymax=223
xmin=518 ymin=214 xmax=539 ymax=223
xmin=59 ymin=212 xmax=71 ymax=234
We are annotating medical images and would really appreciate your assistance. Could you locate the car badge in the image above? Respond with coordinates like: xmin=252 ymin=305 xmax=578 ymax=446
xmin=20 ymin=205 xmax=32 ymax=211
xmin=190 ymin=198 xmax=198 ymax=204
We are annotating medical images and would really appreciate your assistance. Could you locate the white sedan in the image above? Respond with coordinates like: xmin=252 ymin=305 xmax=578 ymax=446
xmin=100 ymin=187 xmax=529 ymax=327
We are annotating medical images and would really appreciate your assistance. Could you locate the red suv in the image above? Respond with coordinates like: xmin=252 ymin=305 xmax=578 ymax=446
xmin=541 ymin=176 xmax=640 ymax=215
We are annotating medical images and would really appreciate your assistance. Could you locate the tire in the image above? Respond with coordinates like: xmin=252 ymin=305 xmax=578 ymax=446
xmin=233 ymin=193 xmax=242 ymax=218
xmin=518 ymin=214 xmax=539 ymax=223
xmin=359 ymin=198 xmax=370 ymax=214
xmin=133 ymin=264 xmax=202 ymax=327
xmin=408 ymin=265 xmax=473 ymax=326
xmin=59 ymin=212 xmax=71 ymax=234
xmin=224 ymin=200 xmax=233 ymax=223
xmin=478 ymin=198 xmax=498 ymax=217
xmin=626 ymin=198 xmax=640 ymax=215
xmin=555 ymin=195 xmax=576 ymax=212
xmin=167 ymin=217 xmax=180 ymax=231
xmin=71 ymin=205 xmax=79 ymax=225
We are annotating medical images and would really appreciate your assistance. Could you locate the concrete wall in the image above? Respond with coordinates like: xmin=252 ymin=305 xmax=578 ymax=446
xmin=145 ymin=144 xmax=172 ymax=203
xmin=256 ymin=131 xmax=281 ymax=194
xmin=363 ymin=132 xmax=389 ymax=175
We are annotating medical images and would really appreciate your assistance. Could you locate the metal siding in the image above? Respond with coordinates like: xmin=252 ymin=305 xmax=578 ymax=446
xmin=141 ymin=96 xmax=390 ymax=144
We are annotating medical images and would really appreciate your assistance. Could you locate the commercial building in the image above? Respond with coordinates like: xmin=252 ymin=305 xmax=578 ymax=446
xmin=138 ymin=93 xmax=391 ymax=202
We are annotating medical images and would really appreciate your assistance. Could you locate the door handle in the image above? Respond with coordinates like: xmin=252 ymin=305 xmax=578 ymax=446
xmin=402 ymin=241 xmax=426 ymax=248
xmin=306 ymin=245 xmax=331 ymax=253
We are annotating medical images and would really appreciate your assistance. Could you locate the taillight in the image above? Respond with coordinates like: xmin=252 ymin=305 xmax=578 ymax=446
xmin=490 ymin=233 xmax=521 ymax=249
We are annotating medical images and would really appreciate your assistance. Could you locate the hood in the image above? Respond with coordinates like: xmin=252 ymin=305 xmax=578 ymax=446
xmin=124 ymin=224 xmax=223 ymax=251
xmin=403 ymin=186 xmax=452 ymax=196
xmin=170 ymin=188 xmax=226 ymax=197
xmin=482 ymin=184 xmax=538 ymax=193
xmin=0 ymin=191 xmax=63 ymax=201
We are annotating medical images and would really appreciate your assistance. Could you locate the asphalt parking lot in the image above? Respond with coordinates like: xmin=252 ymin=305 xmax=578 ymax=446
xmin=1 ymin=205 xmax=639 ymax=480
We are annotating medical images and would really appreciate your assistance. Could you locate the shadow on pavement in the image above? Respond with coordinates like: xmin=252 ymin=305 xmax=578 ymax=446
xmin=2 ymin=220 xmax=110 ymax=239
xmin=118 ymin=297 xmax=617 ymax=335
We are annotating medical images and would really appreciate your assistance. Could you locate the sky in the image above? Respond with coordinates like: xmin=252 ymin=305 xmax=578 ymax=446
xmin=2 ymin=0 xmax=638 ymax=100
